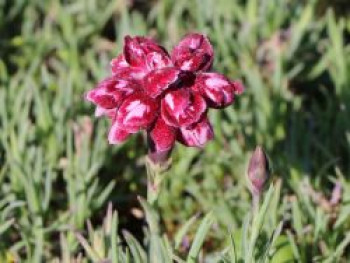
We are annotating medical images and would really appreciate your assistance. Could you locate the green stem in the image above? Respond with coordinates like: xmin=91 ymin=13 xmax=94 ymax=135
xmin=252 ymin=194 xmax=260 ymax=216
xmin=145 ymin=150 xmax=171 ymax=207
xmin=147 ymin=179 xmax=160 ymax=206
xmin=146 ymin=157 xmax=162 ymax=206
xmin=246 ymin=194 xmax=260 ymax=263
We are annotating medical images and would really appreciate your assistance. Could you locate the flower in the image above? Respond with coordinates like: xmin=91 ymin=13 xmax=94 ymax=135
xmin=86 ymin=33 xmax=244 ymax=155
xmin=247 ymin=146 xmax=270 ymax=196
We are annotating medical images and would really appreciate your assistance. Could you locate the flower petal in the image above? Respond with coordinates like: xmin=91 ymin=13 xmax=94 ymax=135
xmin=178 ymin=117 xmax=214 ymax=147
xmin=149 ymin=117 xmax=176 ymax=152
xmin=110 ymin=54 xmax=129 ymax=71
xmin=193 ymin=73 xmax=236 ymax=108
xmin=124 ymin=36 xmax=147 ymax=68
xmin=112 ymin=67 xmax=147 ymax=81
xmin=116 ymin=93 xmax=158 ymax=132
xmin=171 ymin=33 xmax=214 ymax=72
xmin=95 ymin=106 xmax=116 ymax=119
xmin=85 ymin=77 xmax=132 ymax=109
xmin=110 ymin=53 xmax=146 ymax=80
xmin=161 ymin=89 xmax=190 ymax=126
xmin=146 ymin=52 xmax=172 ymax=70
xmin=108 ymin=121 xmax=130 ymax=144
xmin=232 ymin=80 xmax=245 ymax=95
xmin=144 ymin=67 xmax=180 ymax=98
xmin=161 ymin=89 xmax=207 ymax=127
xmin=123 ymin=36 xmax=169 ymax=69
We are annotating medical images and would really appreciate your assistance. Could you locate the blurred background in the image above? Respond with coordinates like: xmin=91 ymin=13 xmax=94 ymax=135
xmin=0 ymin=0 xmax=350 ymax=261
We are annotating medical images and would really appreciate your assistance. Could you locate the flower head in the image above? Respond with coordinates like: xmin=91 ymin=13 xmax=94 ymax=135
xmin=86 ymin=33 xmax=244 ymax=158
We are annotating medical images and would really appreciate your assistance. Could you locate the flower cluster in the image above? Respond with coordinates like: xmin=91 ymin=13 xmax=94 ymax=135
xmin=86 ymin=33 xmax=244 ymax=154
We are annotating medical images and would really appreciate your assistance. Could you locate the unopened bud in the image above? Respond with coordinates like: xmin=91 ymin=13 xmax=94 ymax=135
xmin=247 ymin=146 xmax=270 ymax=196
xmin=330 ymin=181 xmax=342 ymax=206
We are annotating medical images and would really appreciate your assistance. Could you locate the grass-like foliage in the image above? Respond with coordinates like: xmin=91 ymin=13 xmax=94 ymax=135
xmin=1 ymin=0 xmax=350 ymax=262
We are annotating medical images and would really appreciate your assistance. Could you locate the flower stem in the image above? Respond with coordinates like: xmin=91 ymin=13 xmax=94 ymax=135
xmin=145 ymin=134 xmax=172 ymax=206
xmin=252 ymin=194 xmax=260 ymax=216
xmin=145 ymin=154 xmax=171 ymax=207
xmin=146 ymin=164 xmax=160 ymax=206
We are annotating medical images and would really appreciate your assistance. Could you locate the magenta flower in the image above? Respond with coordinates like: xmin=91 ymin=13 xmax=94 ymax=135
xmin=86 ymin=33 xmax=244 ymax=157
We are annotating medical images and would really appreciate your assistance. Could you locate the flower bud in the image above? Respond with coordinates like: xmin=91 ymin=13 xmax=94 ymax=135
xmin=247 ymin=146 xmax=270 ymax=196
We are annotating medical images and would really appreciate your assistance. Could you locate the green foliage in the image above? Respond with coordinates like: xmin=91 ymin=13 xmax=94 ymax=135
xmin=1 ymin=0 xmax=350 ymax=262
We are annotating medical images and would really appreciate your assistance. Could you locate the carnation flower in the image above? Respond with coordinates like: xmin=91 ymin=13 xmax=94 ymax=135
xmin=86 ymin=33 xmax=244 ymax=158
